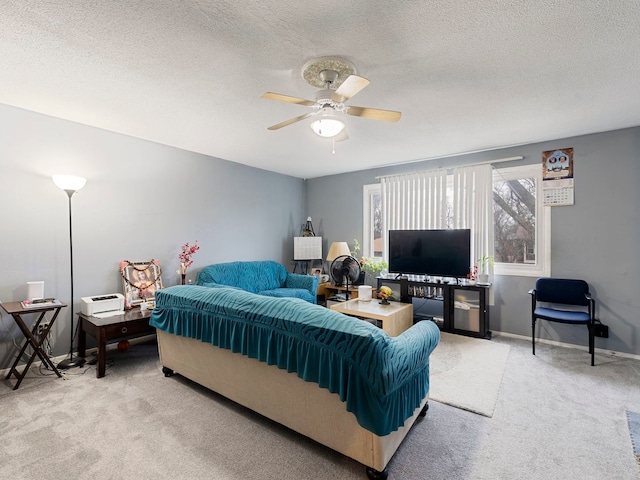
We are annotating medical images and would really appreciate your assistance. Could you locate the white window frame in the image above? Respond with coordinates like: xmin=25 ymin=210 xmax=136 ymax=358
xmin=367 ymin=164 xmax=549 ymax=277
xmin=363 ymin=184 xmax=382 ymax=259
xmin=493 ymin=164 xmax=550 ymax=277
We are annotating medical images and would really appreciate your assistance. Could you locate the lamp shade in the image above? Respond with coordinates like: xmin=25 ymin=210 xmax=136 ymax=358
xmin=310 ymin=117 xmax=345 ymax=138
xmin=53 ymin=175 xmax=87 ymax=193
xmin=326 ymin=242 xmax=351 ymax=261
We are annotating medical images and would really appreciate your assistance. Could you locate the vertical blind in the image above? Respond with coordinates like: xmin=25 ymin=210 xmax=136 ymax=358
xmin=380 ymin=163 xmax=494 ymax=272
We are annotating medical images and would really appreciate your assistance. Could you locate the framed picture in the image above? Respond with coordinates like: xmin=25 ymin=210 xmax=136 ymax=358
xmin=119 ymin=259 xmax=163 ymax=309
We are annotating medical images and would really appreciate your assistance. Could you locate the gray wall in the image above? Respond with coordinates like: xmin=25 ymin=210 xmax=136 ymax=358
xmin=307 ymin=127 xmax=640 ymax=356
xmin=2 ymin=101 xmax=637 ymax=367
xmin=0 ymin=104 xmax=306 ymax=369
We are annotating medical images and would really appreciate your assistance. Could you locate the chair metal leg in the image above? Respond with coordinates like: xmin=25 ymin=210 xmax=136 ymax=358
xmin=588 ymin=325 xmax=595 ymax=366
xmin=532 ymin=318 xmax=536 ymax=355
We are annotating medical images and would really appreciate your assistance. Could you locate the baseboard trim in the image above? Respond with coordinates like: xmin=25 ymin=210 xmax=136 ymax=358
xmin=0 ymin=334 xmax=157 ymax=379
xmin=493 ymin=331 xmax=640 ymax=361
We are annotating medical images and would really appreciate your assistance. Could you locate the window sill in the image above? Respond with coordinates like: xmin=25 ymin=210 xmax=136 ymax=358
xmin=495 ymin=264 xmax=549 ymax=277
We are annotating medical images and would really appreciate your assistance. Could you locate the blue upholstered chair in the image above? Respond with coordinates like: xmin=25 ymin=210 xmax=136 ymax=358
xmin=529 ymin=278 xmax=596 ymax=366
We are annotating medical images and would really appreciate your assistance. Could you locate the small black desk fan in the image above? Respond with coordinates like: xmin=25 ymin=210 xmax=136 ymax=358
xmin=329 ymin=255 xmax=362 ymax=301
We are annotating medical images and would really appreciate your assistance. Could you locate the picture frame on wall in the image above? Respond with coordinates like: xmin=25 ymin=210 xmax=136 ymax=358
xmin=119 ymin=259 xmax=163 ymax=309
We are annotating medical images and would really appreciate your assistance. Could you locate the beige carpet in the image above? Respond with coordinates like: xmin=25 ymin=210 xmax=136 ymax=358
xmin=429 ymin=332 xmax=510 ymax=417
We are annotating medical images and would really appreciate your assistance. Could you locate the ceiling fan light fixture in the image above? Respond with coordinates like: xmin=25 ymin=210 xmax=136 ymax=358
xmin=310 ymin=116 xmax=345 ymax=138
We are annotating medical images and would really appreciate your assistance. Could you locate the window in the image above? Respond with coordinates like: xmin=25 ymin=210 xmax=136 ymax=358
xmin=363 ymin=184 xmax=382 ymax=258
xmin=492 ymin=164 xmax=550 ymax=277
xmin=366 ymin=162 xmax=549 ymax=277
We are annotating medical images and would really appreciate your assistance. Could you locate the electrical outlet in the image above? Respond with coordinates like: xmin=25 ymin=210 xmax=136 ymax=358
xmin=594 ymin=322 xmax=609 ymax=338
xmin=37 ymin=321 xmax=51 ymax=336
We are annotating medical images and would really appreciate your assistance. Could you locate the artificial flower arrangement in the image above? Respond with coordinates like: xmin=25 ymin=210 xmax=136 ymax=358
xmin=177 ymin=240 xmax=200 ymax=283
xmin=378 ymin=286 xmax=394 ymax=305
xmin=467 ymin=264 xmax=478 ymax=284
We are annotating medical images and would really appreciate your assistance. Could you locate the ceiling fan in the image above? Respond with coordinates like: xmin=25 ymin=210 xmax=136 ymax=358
xmin=261 ymin=57 xmax=401 ymax=142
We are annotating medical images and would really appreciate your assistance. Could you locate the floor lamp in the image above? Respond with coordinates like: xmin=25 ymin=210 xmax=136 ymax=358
xmin=53 ymin=175 xmax=87 ymax=369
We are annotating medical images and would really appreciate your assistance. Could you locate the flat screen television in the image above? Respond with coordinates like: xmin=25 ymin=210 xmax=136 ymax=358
xmin=388 ymin=229 xmax=471 ymax=278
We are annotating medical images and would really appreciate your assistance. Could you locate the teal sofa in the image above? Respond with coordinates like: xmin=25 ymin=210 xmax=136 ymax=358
xmin=151 ymin=285 xmax=440 ymax=479
xmin=195 ymin=260 xmax=318 ymax=303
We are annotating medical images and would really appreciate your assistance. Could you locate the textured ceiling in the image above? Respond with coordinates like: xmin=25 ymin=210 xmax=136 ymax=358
xmin=2 ymin=1 xmax=639 ymax=178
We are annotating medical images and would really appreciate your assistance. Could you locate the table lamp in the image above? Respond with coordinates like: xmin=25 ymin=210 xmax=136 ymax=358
xmin=326 ymin=242 xmax=351 ymax=283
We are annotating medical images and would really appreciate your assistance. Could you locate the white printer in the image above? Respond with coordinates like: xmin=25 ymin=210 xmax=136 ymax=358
xmin=81 ymin=293 xmax=125 ymax=316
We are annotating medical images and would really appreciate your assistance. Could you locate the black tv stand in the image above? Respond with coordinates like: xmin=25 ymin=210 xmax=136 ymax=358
xmin=377 ymin=276 xmax=491 ymax=339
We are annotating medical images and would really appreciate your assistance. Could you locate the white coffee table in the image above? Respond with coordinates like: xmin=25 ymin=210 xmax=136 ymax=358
xmin=330 ymin=298 xmax=413 ymax=337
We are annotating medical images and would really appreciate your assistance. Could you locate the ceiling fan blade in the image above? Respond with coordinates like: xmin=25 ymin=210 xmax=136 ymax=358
xmin=346 ymin=106 xmax=401 ymax=122
xmin=267 ymin=112 xmax=315 ymax=131
xmin=261 ymin=92 xmax=315 ymax=107
xmin=332 ymin=75 xmax=370 ymax=103
xmin=335 ymin=129 xmax=349 ymax=142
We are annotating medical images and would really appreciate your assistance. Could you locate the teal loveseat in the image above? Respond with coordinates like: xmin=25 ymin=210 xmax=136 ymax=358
xmin=195 ymin=260 xmax=318 ymax=303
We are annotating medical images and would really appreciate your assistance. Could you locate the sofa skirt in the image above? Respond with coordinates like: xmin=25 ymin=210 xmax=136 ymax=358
xmin=156 ymin=329 xmax=428 ymax=472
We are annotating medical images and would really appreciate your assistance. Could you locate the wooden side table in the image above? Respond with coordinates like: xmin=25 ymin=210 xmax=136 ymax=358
xmin=319 ymin=283 xmax=377 ymax=307
xmin=330 ymin=299 xmax=413 ymax=337
xmin=1 ymin=301 xmax=66 ymax=389
xmin=77 ymin=308 xmax=155 ymax=378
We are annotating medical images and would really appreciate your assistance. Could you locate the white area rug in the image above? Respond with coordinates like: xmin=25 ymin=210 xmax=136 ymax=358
xmin=429 ymin=332 xmax=510 ymax=417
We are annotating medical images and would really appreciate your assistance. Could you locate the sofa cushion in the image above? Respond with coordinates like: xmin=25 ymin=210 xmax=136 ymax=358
xmin=197 ymin=260 xmax=288 ymax=293
xmin=259 ymin=288 xmax=314 ymax=303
